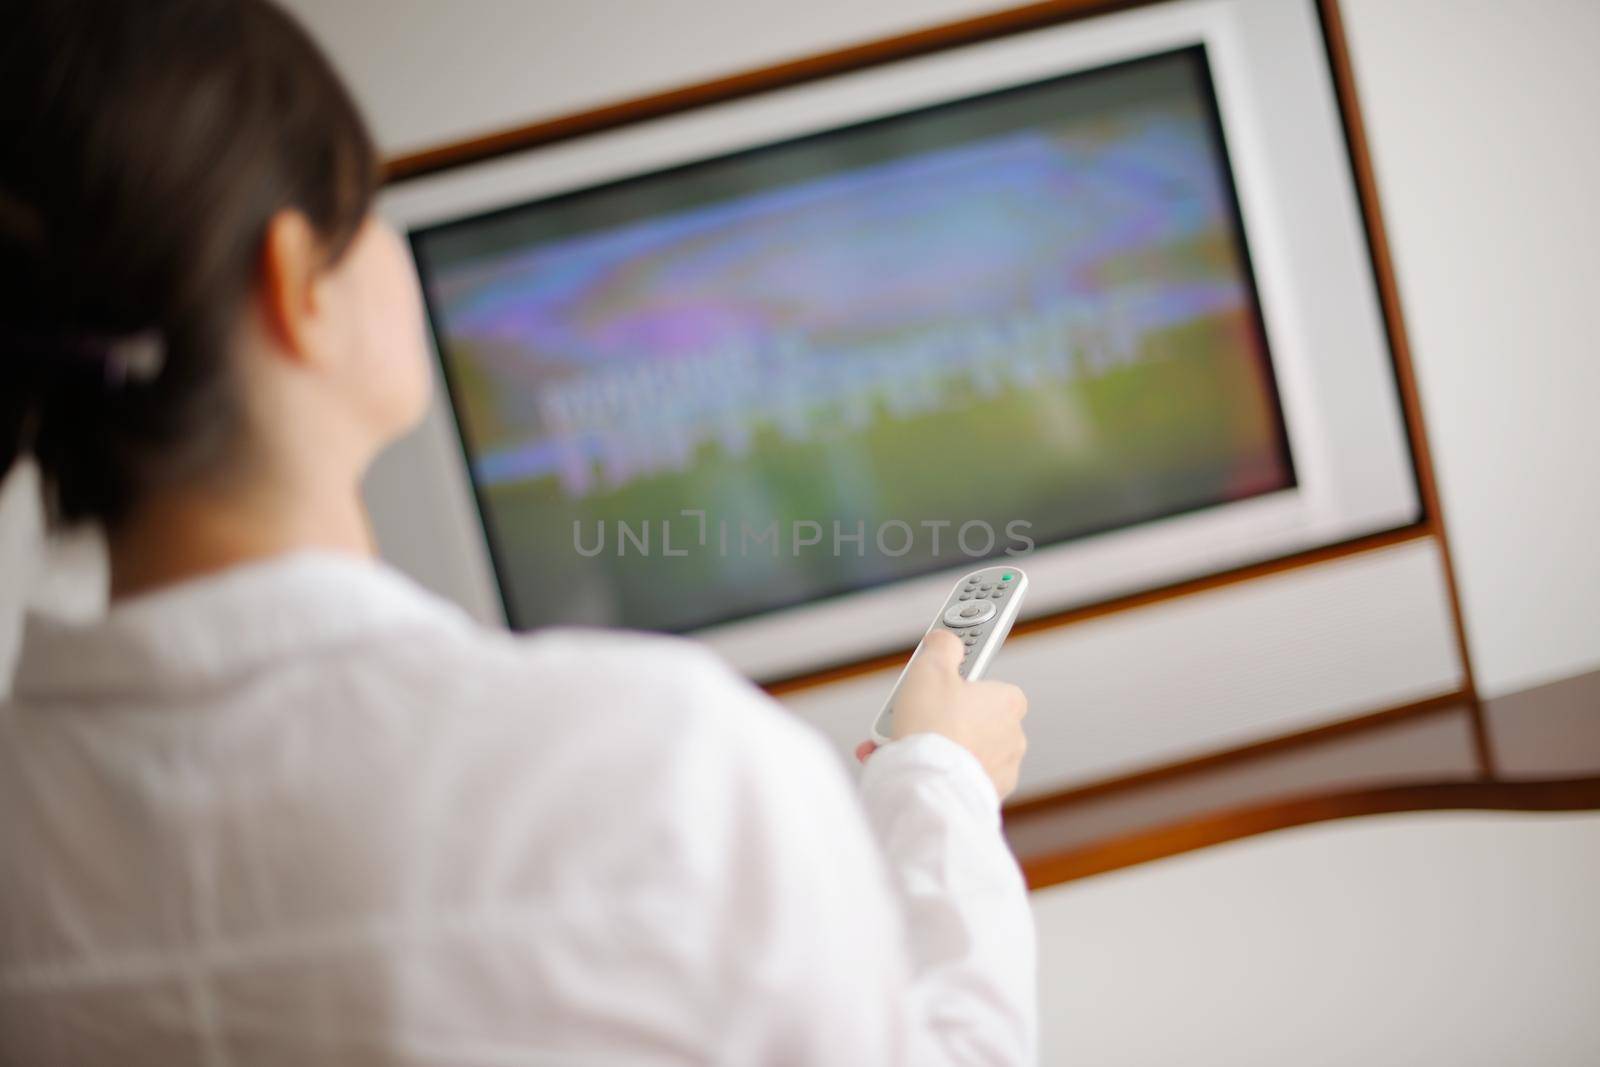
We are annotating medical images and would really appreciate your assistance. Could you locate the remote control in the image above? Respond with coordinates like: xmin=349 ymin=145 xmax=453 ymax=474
xmin=871 ymin=565 xmax=1028 ymax=744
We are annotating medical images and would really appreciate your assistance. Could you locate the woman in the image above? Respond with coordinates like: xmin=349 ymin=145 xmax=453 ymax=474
xmin=0 ymin=1 xmax=1034 ymax=1064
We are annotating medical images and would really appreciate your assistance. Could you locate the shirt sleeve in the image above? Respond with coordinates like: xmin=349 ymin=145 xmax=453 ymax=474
xmin=691 ymin=660 xmax=1038 ymax=1066
xmin=859 ymin=733 xmax=1039 ymax=1066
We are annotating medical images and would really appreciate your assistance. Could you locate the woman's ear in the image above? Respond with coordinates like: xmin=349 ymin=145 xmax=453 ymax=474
xmin=258 ymin=209 xmax=326 ymax=366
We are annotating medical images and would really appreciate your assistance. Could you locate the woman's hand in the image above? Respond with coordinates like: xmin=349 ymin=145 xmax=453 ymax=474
xmin=855 ymin=629 xmax=1029 ymax=800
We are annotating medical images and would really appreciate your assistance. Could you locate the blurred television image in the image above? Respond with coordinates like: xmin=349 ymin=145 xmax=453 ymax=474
xmin=410 ymin=46 xmax=1293 ymax=635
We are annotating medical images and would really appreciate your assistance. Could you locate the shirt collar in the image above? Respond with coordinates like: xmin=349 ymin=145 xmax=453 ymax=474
xmin=11 ymin=551 xmax=471 ymax=703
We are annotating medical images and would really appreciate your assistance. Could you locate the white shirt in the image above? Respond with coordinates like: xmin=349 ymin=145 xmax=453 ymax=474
xmin=0 ymin=553 xmax=1036 ymax=1066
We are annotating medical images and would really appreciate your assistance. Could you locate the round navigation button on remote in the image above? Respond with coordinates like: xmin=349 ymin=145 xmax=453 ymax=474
xmin=943 ymin=601 xmax=997 ymax=627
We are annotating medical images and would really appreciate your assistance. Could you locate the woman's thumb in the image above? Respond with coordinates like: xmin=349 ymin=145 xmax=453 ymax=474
xmin=911 ymin=628 xmax=965 ymax=679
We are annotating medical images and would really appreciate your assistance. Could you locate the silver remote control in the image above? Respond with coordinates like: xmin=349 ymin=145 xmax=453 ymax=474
xmin=871 ymin=565 xmax=1029 ymax=744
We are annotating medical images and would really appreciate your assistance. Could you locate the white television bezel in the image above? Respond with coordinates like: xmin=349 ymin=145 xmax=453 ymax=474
xmin=375 ymin=0 xmax=1419 ymax=682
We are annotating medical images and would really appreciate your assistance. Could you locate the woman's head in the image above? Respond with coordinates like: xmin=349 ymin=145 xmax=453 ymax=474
xmin=1 ymin=0 xmax=430 ymax=530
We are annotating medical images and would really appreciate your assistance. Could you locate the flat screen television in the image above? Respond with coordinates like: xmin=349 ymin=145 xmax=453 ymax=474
xmin=377 ymin=0 xmax=1420 ymax=681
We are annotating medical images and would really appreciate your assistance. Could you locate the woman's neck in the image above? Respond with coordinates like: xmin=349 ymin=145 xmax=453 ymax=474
xmin=107 ymin=476 xmax=375 ymax=601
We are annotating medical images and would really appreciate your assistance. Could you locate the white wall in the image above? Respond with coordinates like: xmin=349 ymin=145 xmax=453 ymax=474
xmin=292 ymin=0 xmax=1018 ymax=159
xmin=1335 ymin=0 xmax=1600 ymax=697
xmin=1032 ymin=810 xmax=1600 ymax=1065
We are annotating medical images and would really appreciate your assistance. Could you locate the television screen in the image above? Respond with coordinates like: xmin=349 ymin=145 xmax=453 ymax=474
xmin=410 ymin=45 xmax=1294 ymax=635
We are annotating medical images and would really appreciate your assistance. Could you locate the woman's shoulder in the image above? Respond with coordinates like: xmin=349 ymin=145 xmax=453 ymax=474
xmin=496 ymin=627 xmax=814 ymax=746
xmin=375 ymin=624 xmax=853 ymax=861
xmin=376 ymin=621 xmax=829 ymax=766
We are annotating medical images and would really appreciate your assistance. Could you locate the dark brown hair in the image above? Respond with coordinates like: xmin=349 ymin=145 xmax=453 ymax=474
xmin=0 ymin=0 xmax=377 ymax=526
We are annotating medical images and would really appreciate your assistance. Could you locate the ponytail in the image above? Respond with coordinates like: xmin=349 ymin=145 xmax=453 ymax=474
xmin=0 ymin=0 xmax=377 ymax=527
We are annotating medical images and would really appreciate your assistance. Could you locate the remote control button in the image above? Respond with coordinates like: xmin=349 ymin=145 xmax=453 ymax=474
xmin=980 ymin=583 xmax=994 ymax=591
xmin=992 ymin=589 xmax=1006 ymax=598
xmin=975 ymin=591 xmax=989 ymax=599
xmin=958 ymin=593 xmax=972 ymax=601
xmin=969 ymin=627 xmax=984 ymax=636
xmin=943 ymin=602 xmax=996 ymax=627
